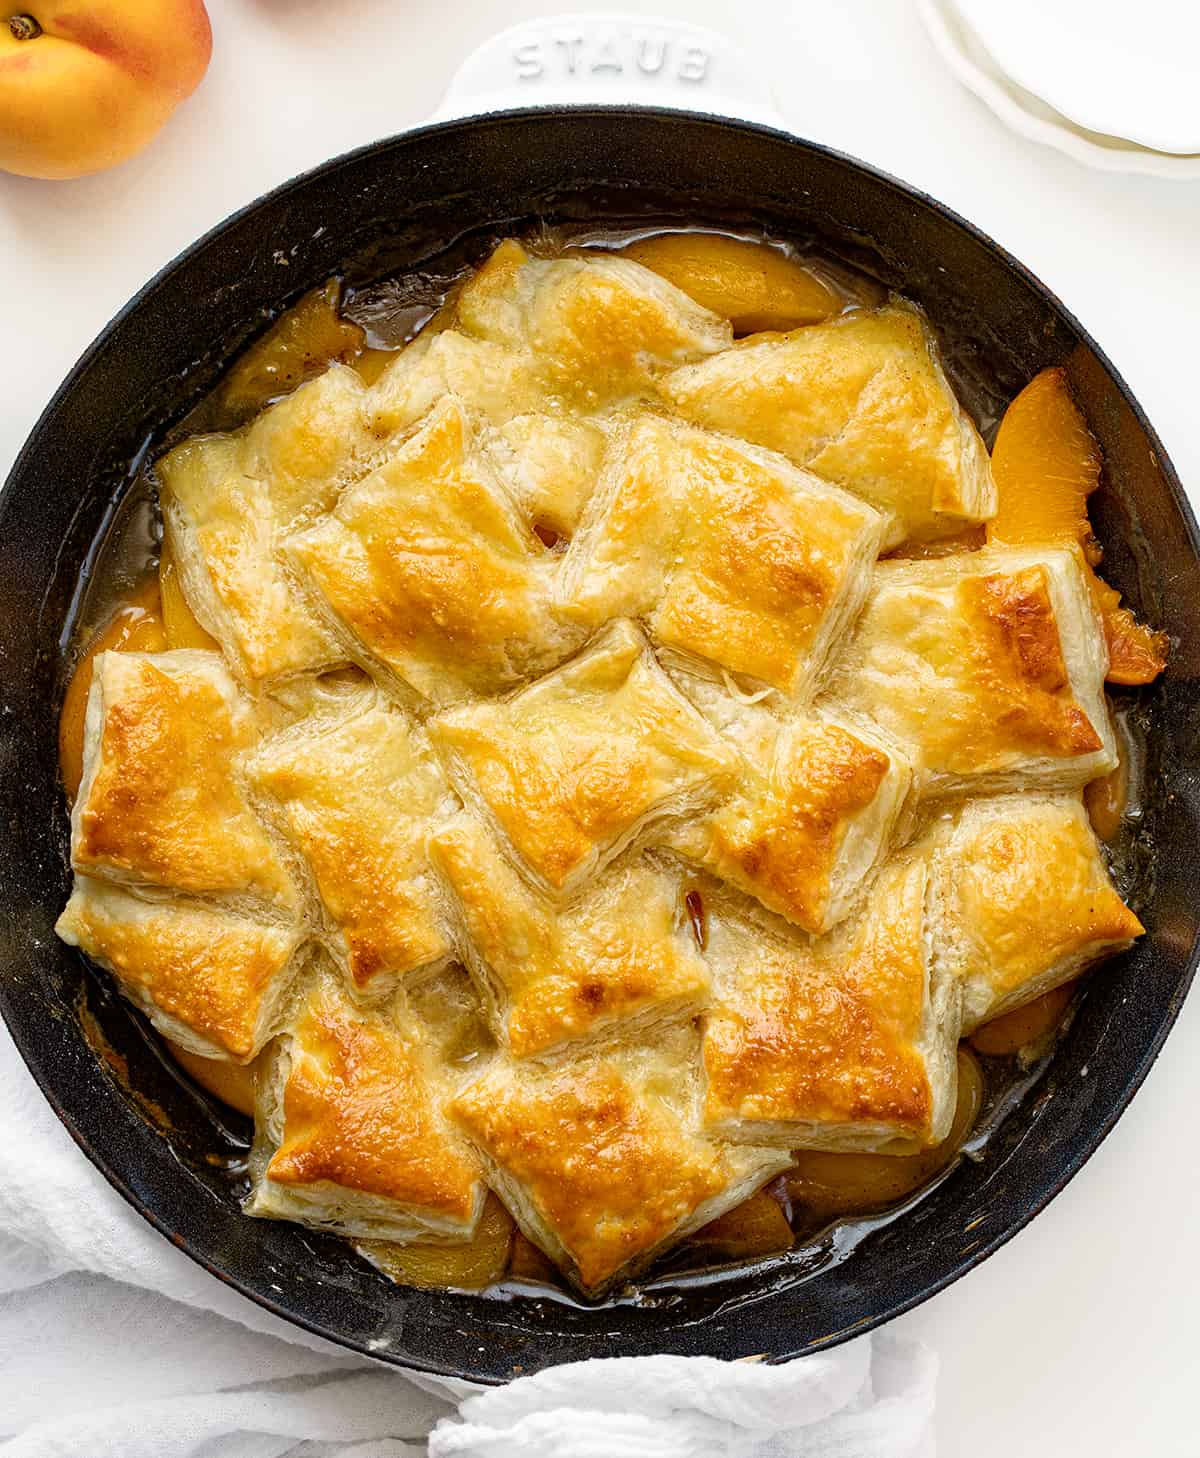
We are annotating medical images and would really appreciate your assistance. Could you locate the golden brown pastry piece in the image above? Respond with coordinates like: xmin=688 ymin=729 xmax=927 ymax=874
xmin=670 ymin=716 xmax=913 ymax=935
xmin=286 ymin=399 xmax=582 ymax=704
xmin=429 ymin=620 xmax=738 ymax=894
xmin=248 ymin=692 xmax=453 ymax=996
xmin=449 ymin=1025 xmax=790 ymax=1295
xmin=158 ymin=365 xmax=372 ymax=683
xmin=454 ymin=238 xmax=733 ymax=403
xmin=662 ymin=304 xmax=995 ymax=546
xmin=71 ymin=650 xmax=300 ymax=916
xmin=932 ymin=794 xmax=1143 ymax=1032
xmin=701 ymin=853 xmax=961 ymax=1153
xmin=369 ymin=327 xmax=608 ymax=538
xmin=247 ymin=970 xmax=485 ymax=1241
xmin=428 ymin=815 xmax=711 ymax=1057
xmin=489 ymin=412 xmax=608 ymax=540
xmin=824 ymin=547 xmax=1117 ymax=796
xmin=368 ymin=326 xmax=538 ymax=438
xmin=558 ymin=414 xmax=885 ymax=697
xmin=55 ymin=877 xmax=305 ymax=1062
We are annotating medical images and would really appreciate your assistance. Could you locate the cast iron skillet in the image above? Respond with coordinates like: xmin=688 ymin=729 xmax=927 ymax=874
xmin=1 ymin=109 xmax=1198 ymax=1383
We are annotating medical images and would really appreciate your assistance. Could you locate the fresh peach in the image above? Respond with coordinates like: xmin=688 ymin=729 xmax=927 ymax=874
xmin=0 ymin=1 xmax=211 ymax=180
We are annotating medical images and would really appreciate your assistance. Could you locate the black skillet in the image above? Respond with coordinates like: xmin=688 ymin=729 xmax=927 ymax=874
xmin=1 ymin=109 xmax=1198 ymax=1383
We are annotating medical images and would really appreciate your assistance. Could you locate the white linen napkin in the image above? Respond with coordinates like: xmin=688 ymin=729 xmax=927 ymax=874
xmin=0 ymin=1019 xmax=936 ymax=1456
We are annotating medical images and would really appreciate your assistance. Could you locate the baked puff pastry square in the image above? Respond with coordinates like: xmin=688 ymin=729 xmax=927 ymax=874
xmin=449 ymin=1026 xmax=790 ymax=1295
xmin=286 ymin=398 xmax=582 ymax=704
xmin=71 ymin=650 xmax=300 ymax=916
xmin=488 ymin=412 xmax=608 ymax=541
xmin=369 ymin=326 xmax=543 ymax=438
xmin=428 ymin=815 xmax=711 ymax=1057
xmin=670 ymin=716 xmax=914 ymax=935
xmin=248 ymin=694 xmax=454 ymax=997
xmin=429 ymin=619 xmax=738 ymax=894
xmin=56 ymin=877 xmax=305 ymax=1062
xmin=825 ymin=546 xmax=1117 ymax=795
xmin=662 ymin=304 xmax=995 ymax=547
xmin=369 ymin=328 xmax=608 ymax=537
xmin=557 ymin=415 xmax=885 ymax=697
xmin=701 ymin=853 xmax=961 ymax=1153
xmin=247 ymin=970 xmax=485 ymax=1242
xmin=932 ymin=794 xmax=1143 ymax=1032
xmin=454 ymin=239 xmax=732 ymax=404
xmin=158 ymin=365 xmax=371 ymax=682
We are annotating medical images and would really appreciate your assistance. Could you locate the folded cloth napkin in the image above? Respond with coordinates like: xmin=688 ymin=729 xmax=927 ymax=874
xmin=0 ymin=1021 xmax=936 ymax=1457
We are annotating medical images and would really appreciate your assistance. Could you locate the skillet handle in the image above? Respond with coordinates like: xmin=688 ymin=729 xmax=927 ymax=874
xmin=431 ymin=11 xmax=783 ymax=126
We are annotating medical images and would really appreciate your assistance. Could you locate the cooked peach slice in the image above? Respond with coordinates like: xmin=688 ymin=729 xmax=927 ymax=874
xmin=787 ymin=1049 xmax=984 ymax=1223
xmin=359 ymin=1194 xmax=514 ymax=1290
xmin=988 ymin=367 xmax=1167 ymax=685
xmin=220 ymin=280 xmax=366 ymax=420
xmin=508 ymin=1232 xmax=559 ymax=1284
xmin=989 ymin=367 xmax=1099 ymax=553
xmin=1084 ymin=753 xmax=1128 ymax=844
xmin=1090 ymin=580 xmax=1169 ymax=685
xmin=621 ymin=233 xmax=841 ymax=334
xmin=168 ymin=1043 xmax=257 ymax=1114
xmin=687 ymin=1186 xmax=793 ymax=1261
xmin=969 ymin=983 xmax=1075 ymax=1058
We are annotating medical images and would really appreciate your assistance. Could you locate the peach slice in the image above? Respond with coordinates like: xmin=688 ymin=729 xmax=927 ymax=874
xmin=969 ymin=983 xmax=1075 ymax=1059
xmin=508 ymin=1232 xmax=560 ymax=1284
xmin=621 ymin=233 xmax=841 ymax=334
xmin=687 ymin=1186 xmax=793 ymax=1261
xmin=168 ymin=1044 xmax=256 ymax=1115
xmin=219 ymin=280 xmax=366 ymax=421
xmin=359 ymin=1194 xmax=514 ymax=1291
xmin=787 ymin=1049 xmax=984 ymax=1223
xmin=1084 ymin=753 xmax=1128 ymax=844
xmin=988 ymin=367 xmax=1167 ymax=685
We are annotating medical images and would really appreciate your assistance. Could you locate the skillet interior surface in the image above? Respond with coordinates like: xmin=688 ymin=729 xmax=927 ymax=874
xmin=1 ymin=108 xmax=1198 ymax=1381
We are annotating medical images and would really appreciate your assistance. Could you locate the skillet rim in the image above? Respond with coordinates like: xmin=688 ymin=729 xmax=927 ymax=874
xmin=2 ymin=104 xmax=1198 ymax=1380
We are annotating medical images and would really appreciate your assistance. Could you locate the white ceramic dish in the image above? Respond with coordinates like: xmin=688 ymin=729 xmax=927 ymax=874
xmin=920 ymin=0 xmax=1200 ymax=181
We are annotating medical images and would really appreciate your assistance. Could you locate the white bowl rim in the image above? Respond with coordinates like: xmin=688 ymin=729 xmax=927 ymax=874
xmin=919 ymin=0 xmax=1200 ymax=181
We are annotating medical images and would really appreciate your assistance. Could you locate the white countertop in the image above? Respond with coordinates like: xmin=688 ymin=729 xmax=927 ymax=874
xmin=2 ymin=1 xmax=1197 ymax=1452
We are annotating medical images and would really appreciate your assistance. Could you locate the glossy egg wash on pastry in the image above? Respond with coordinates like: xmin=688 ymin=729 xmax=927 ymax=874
xmin=54 ymin=227 xmax=1162 ymax=1301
